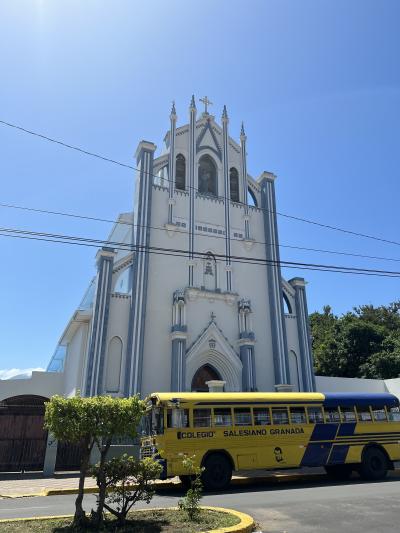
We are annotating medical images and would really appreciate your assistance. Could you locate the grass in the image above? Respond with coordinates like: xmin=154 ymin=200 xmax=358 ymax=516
xmin=0 ymin=508 xmax=241 ymax=532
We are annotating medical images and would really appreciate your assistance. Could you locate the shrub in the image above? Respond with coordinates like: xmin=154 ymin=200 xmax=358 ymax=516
xmin=178 ymin=455 xmax=204 ymax=521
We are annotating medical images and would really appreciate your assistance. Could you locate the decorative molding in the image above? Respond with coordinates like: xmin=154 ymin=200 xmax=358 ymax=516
xmin=242 ymin=238 xmax=255 ymax=251
xmin=185 ymin=287 xmax=238 ymax=306
xmin=111 ymin=293 xmax=130 ymax=300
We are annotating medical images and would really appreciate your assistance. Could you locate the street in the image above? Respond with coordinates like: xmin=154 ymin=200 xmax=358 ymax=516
xmin=1 ymin=475 xmax=400 ymax=532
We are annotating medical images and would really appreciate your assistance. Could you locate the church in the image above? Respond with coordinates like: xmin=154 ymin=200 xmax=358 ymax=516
xmin=3 ymin=96 xmax=400 ymax=473
xmin=48 ymin=95 xmax=316 ymax=398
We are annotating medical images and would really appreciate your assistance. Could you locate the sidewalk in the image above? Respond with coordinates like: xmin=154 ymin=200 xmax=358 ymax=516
xmin=0 ymin=468 xmax=326 ymax=498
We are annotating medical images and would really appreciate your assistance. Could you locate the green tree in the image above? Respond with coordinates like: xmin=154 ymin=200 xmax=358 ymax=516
xmin=44 ymin=394 xmax=144 ymax=527
xmin=91 ymin=454 xmax=162 ymax=526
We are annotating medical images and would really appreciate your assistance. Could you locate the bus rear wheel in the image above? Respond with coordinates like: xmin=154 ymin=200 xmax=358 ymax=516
xmin=324 ymin=465 xmax=353 ymax=480
xmin=359 ymin=447 xmax=388 ymax=481
xmin=201 ymin=453 xmax=232 ymax=491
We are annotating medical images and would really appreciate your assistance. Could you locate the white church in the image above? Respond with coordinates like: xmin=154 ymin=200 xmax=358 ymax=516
xmin=55 ymin=95 xmax=316 ymax=398
xmin=2 ymin=96 xmax=400 ymax=472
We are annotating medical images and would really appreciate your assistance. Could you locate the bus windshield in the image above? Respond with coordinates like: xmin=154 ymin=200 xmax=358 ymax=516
xmin=142 ymin=407 xmax=164 ymax=436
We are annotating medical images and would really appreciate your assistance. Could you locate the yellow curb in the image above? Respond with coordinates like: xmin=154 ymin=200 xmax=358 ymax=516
xmin=0 ymin=506 xmax=255 ymax=532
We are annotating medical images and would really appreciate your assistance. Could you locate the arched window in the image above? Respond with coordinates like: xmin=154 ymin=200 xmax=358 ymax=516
xmin=247 ymin=187 xmax=258 ymax=207
xmin=203 ymin=252 xmax=217 ymax=291
xmin=198 ymin=155 xmax=217 ymax=196
xmin=230 ymin=167 xmax=239 ymax=202
xmin=191 ymin=364 xmax=221 ymax=392
xmin=175 ymin=154 xmax=186 ymax=190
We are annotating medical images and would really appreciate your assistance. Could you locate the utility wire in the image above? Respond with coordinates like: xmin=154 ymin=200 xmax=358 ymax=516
xmin=1 ymin=200 xmax=400 ymax=264
xmin=2 ymin=225 xmax=400 ymax=278
xmin=1 ymin=118 xmax=399 ymax=248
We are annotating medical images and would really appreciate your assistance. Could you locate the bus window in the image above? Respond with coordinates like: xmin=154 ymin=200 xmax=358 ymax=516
xmin=272 ymin=407 xmax=289 ymax=425
xmin=340 ymin=406 xmax=356 ymax=422
xmin=290 ymin=407 xmax=306 ymax=424
xmin=372 ymin=407 xmax=387 ymax=422
xmin=193 ymin=408 xmax=212 ymax=427
xmin=253 ymin=407 xmax=271 ymax=425
xmin=234 ymin=408 xmax=252 ymax=426
xmin=214 ymin=408 xmax=232 ymax=426
xmin=388 ymin=407 xmax=400 ymax=421
xmin=357 ymin=407 xmax=372 ymax=422
xmin=325 ymin=408 xmax=340 ymax=423
xmin=307 ymin=406 xmax=323 ymax=424
xmin=167 ymin=409 xmax=189 ymax=428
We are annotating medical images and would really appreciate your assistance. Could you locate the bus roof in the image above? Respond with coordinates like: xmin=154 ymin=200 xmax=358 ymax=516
xmin=147 ymin=391 xmax=399 ymax=408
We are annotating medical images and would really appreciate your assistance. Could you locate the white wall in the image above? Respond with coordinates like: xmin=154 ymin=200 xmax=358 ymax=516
xmin=0 ymin=371 xmax=63 ymax=401
xmin=316 ymin=375 xmax=387 ymax=393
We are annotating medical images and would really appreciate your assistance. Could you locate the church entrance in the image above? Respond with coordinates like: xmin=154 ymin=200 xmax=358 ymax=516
xmin=191 ymin=364 xmax=221 ymax=392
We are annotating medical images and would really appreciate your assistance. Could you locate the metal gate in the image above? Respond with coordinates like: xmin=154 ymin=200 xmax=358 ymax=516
xmin=0 ymin=395 xmax=48 ymax=472
xmin=55 ymin=441 xmax=83 ymax=471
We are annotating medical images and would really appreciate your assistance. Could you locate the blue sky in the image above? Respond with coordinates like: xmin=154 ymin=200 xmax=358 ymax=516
xmin=1 ymin=0 xmax=400 ymax=374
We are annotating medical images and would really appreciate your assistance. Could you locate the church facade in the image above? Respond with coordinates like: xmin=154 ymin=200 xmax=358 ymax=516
xmin=54 ymin=96 xmax=316 ymax=399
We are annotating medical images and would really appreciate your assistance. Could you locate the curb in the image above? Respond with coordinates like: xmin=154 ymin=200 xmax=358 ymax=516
xmin=0 ymin=472 xmax=323 ymax=499
xmin=0 ymin=506 xmax=255 ymax=533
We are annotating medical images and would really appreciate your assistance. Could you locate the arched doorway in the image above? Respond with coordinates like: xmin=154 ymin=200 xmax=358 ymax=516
xmin=191 ymin=365 xmax=221 ymax=392
xmin=0 ymin=395 xmax=48 ymax=472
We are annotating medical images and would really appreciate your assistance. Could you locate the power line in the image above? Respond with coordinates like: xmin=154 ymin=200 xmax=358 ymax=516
xmin=1 ymin=118 xmax=399 ymax=248
xmin=2 ymin=200 xmax=400 ymax=264
xmin=1 ymin=224 xmax=400 ymax=278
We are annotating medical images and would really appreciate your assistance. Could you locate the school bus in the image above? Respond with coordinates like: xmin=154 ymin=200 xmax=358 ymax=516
xmin=140 ymin=392 xmax=400 ymax=490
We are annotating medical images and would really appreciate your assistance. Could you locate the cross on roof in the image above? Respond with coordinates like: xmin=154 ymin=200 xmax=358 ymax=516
xmin=210 ymin=311 xmax=216 ymax=321
xmin=200 ymin=96 xmax=213 ymax=114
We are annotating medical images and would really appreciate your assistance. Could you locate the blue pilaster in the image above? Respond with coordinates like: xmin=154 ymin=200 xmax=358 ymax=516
xmin=170 ymin=289 xmax=187 ymax=391
xmin=168 ymin=102 xmax=177 ymax=224
xmin=188 ymin=96 xmax=196 ymax=286
xmin=222 ymin=105 xmax=232 ymax=292
xmin=125 ymin=141 xmax=156 ymax=396
xmin=290 ymin=277 xmax=316 ymax=392
xmin=260 ymin=172 xmax=291 ymax=389
xmin=240 ymin=123 xmax=250 ymax=239
xmin=84 ymin=247 xmax=116 ymax=396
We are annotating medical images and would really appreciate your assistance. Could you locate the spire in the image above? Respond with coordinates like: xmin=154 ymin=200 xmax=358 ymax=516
xmin=190 ymin=94 xmax=196 ymax=109
xmin=222 ymin=104 xmax=229 ymax=121
xmin=170 ymin=100 xmax=176 ymax=118
xmin=240 ymin=121 xmax=246 ymax=139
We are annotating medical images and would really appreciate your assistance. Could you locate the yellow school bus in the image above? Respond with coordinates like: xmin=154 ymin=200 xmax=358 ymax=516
xmin=140 ymin=392 xmax=400 ymax=490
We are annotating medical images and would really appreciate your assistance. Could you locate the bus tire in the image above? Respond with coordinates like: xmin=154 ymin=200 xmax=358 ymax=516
xmin=359 ymin=447 xmax=388 ymax=481
xmin=201 ymin=453 xmax=232 ymax=491
xmin=324 ymin=465 xmax=353 ymax=480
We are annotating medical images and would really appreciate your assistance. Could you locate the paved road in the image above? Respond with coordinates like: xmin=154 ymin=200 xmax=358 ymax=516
xmin=1 ymin=476 xmax=400 ymax=532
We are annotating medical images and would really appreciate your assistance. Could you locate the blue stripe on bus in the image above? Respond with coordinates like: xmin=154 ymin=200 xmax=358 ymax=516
xmin=301 ymin=443 xmax=332 ymax=466
xmin=309 ymin=423 xmax=338 ymax=441
xmin=337 ymin=423 xmax=357 ymax=437
xmin=327 ymin=445 xmax=350 ymax=465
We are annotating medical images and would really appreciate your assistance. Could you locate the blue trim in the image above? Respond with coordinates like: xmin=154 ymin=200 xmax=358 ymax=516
xmin=327 ymin=445 xmax=349 ymax=465
xmin=323 ymin=393 xmax=399 ymax=409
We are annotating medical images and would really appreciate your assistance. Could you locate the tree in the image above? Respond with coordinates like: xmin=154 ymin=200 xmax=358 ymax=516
xmin=44 ymin=394 xmax=144 ymax=527
xmin=91 ymin=454 xmax=162 ymax=526
xmin=310 ymin=300 xmax=400 ymax=380
xmin=178 ymin=455 xmax=204 ymax=521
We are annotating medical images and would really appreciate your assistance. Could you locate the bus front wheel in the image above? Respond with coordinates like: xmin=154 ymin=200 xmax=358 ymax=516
xmin=359 ymin=447 xmax=388 ymax=481
xmin=201 ymin=453 xmax=232 ymax=491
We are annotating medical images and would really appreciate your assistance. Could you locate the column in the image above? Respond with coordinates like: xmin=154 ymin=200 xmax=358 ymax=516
xmin=188 ymin=96 xmax=196 ymax=286
xmin=84 ymin=247 xmax=116 ymax=396
xmin=240 ymin=122 xmax=250 ymax=240
xmin=260 ymin=172 xmax=291 ymax=390
xmin=170 ymin=289 xmax=187 ymax=391
xmin=222 ymin=105 xmax=232 ymax=292
xmin=125 ymin=141 xmax=156 ymax=396
xmin=238 ymin=298 xmax=256 ymax=391
xmin=290 ymin=277 xmax=316 ymax=392
xmin=167 ymin=102 xmax=177 ymax=224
